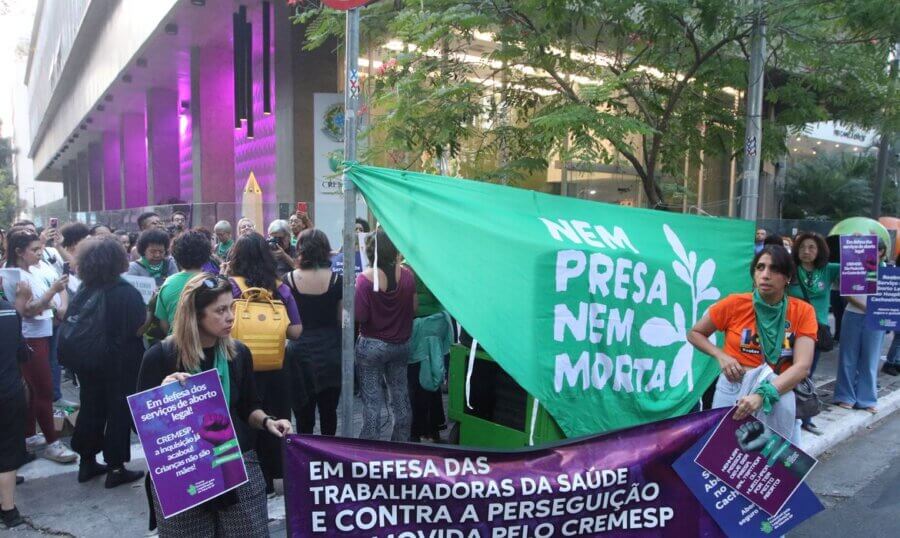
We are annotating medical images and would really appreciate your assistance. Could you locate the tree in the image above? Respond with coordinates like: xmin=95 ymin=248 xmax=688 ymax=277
xmin=781 ymin=153 xmax=897 ymax=220
xmin=0 ymin=134 xmax=18 ymax=228
xmin=295 ymin=0 xmax=897 ymax=208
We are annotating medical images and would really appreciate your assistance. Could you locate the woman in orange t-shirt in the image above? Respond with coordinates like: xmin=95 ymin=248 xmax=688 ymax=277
xmin=688 ymin=245 xmax=817 ymax=427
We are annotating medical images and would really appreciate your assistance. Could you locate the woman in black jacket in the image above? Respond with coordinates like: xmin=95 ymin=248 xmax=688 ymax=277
xmin=138 ymin=273 xmax=291 ymax=536
xmin=69 ymin=236 xmax=148 ymax=487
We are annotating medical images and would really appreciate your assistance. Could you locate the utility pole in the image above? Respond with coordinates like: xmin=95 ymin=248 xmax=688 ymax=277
xmin=339 ymin=7 xmax=360 ymax=437
xmin=871 ymin=43 xmax=899 ymax=219
xmin=739 ymin=0 xmax=766 ymax=221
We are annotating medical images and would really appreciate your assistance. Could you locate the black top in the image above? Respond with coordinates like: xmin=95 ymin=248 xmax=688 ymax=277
xmin=285 ymin=271 xmax=342 ymax=330
xmin=87 ymin=279 xmax=147 ymax=383
xmin=0 ymin=299 xmax=23 ymax=399
xmin=137 ymin=340 xmax=262 ymax=451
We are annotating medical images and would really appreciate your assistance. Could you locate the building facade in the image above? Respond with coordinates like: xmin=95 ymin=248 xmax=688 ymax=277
xmin=25 ymin=0 xmax=348 ymax=237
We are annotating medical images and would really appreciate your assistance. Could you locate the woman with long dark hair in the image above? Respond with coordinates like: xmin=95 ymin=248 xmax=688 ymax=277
xmin=138 ymin=273 xmax=292 ymax=536
xmin=284 ymin=229 xmax=342 ymax=435
xmin=688 ymin=245 xmax=817 ymax=443
xmin=69 ymin=236 xmax=147 ymax=487
xmin=355 ymin=229 xmax=417 ymax=441
xmin=226 ymin=233 xmax=301 ymax=495
xmin=4 ymin=229 xmax=75 ymax=463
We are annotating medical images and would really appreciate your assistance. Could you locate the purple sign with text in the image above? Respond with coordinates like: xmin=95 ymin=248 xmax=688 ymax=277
xmin=283 ymin=409 xmax=733 ymax=537
xmin=694 ymin=411 xmax=817 ymax=516
xmin=865 ymin=266 xmax=900 ymax=330
xmin=127 ymin=369 xmax=248 ymax=518
xmin=674 ymin=430 xmax=823 ymax=536
xmin=840 ymin=234 xmax=879 ymax=295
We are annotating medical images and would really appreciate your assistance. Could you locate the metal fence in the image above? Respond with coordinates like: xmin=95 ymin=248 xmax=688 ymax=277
xmin=30 ymin=201 xmax=294 ymax=232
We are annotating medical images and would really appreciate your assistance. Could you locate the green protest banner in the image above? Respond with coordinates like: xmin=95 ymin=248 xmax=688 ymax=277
xmin=347 ymin=164 xmax=753 ymax=436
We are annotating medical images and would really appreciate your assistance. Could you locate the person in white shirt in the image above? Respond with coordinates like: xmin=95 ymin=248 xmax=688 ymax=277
xmin=4 ymin=229 xmax=76 ymax=464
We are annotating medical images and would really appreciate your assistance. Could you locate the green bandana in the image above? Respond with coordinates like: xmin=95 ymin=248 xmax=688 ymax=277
xmin=797 ymin=266 xmax=822 ymax=293
xmin=753 ymin=380 xmax=781 ymax=414
xmin=191 ymin=346 xmax=231 ymax=405
xmin=139 ymin=257 xmax=165 ymax=279
xmin=752 ymin=289 xmax=788 ymax=366
xmin=215 ymin=240 xmax=234 ymax=259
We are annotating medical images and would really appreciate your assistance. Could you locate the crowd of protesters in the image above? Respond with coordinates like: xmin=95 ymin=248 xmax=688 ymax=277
xmin=0 ymin=207 xmax=450 ymax=534
xmin=694 ymin=227 xmax=895 ymax=443
xmin=2 ymin=207 xmax=897 ymax=533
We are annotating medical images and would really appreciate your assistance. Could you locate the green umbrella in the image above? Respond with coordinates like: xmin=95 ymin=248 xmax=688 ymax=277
xmin=829 ymin=217 xmax=891 ymax=249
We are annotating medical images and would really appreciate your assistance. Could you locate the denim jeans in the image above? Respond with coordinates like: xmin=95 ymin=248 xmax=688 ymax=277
xmin=835 ymin=310 xmax=884 ymax=409
xmin=356 ymin=336 xmax=411 ymax=441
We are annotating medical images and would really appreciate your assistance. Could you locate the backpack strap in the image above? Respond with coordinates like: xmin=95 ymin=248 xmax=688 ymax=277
xmin=285 ymin=271 xmax=299 ymax=294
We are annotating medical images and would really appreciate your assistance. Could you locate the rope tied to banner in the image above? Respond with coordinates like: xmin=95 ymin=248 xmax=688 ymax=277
xmin=528 ymin=398 xmax=540 ymax=446
xmin=465 ymin=338 xmax=477 ymax=409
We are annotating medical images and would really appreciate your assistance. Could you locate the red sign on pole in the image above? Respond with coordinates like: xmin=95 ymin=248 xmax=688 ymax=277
xmin=321 ymin=0 xmax=370 ymax=10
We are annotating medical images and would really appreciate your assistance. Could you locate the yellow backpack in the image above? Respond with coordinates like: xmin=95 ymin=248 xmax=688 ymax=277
xmin=230 ymin=277 xmax=289 ymax=371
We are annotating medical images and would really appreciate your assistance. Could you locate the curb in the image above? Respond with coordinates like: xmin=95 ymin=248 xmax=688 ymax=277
xmin=800 ymin=384 xmax=900 ymax=458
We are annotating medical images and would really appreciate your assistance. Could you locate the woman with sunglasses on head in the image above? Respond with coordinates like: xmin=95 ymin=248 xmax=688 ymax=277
xmin=137 ymin=273 xmax=292 ymax=537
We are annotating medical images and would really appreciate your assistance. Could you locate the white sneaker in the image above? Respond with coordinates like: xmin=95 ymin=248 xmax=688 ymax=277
xmin=43 ymin=441 xmax=77 ymax=464
xmin=25 ymin=434 xmax=47 ymax=451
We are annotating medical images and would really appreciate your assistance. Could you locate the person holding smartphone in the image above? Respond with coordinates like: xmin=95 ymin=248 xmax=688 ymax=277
xmin=4 ymin=229 xmax=76 ymax=464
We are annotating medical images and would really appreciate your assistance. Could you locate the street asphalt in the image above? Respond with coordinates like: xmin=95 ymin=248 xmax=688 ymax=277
xmin=792 ymin=411 xmax=900 ymax=537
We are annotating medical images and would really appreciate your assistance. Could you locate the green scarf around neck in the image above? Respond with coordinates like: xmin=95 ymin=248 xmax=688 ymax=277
xmin=752 ymin=288 xmax=788 ymax=366
xmin=190 ymin=346 xmax=231 ymax=404
xmin=140 ymin=257 xmax=165 ymax=279
xmin=215 ymin=240 xmax=234 ymax=259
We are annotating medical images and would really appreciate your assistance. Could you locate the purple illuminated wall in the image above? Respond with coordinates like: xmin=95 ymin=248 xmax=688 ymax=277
xmin=103 ymin=131 xmax=122 ymax=209
xmin=179 ymin=109 xmax=193 ymax=202
xmin=147 ymin=88 xmax=181 ymax=204
xmin=88 ymin=142 xmax=104 ymax=210
xmin=121 ymin=112 xmax=149 ymax=207
xmin=195 ymin=46 xmax=237 ymax=205
xmin=233 ymin=6 xmax=277 ymax=224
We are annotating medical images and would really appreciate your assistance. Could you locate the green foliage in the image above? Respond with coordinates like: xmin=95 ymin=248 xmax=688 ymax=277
xmin=781 ymin=153 xmax=896 ymax=220
xmin=0 ymin=136 xmax=18 ymax=229
xmin=295 ymin=0 xmax=897 ymax=207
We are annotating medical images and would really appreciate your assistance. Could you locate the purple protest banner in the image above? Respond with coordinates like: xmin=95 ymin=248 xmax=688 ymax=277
xmin=127 ymin=369 xmax=248 ymax=518
xmin=694 ymin=411 xmax=817 ymax=516
xmin=840 ymin=234 xmax=879 ymax=295
xmin=284 ymin=409 xmax=731 ymax=537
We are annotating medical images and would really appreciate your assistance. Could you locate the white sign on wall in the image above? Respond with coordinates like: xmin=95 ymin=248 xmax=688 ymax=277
xmin=313 ymin=93 xmax=369 ymax=247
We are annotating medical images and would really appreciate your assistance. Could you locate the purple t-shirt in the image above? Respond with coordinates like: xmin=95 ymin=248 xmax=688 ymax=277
xmin=355 ymin=267 xmax=416 ymax=343
xmin=230 ymin=280 xmax=302 ymax=325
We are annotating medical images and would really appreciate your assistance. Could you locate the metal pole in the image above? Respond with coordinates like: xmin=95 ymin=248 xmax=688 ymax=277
xmin=339 ymin=7 xmax=360 ymax=437
xmin=560 ymin=136 xmax=569 ymax=197
xmin=728 ymin=92 xmax=740 ymax=217
xmin=739 ymin=1 xmax=766 ymax=221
